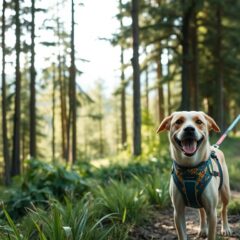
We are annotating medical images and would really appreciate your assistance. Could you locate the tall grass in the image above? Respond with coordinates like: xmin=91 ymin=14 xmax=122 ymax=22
xmin=93 ymin=180 xmax=149 ymax=225
xmin=134 ymin=170 xmax=170 ymax=208
xmin=0 ymin=197 xmax=119 ymax=240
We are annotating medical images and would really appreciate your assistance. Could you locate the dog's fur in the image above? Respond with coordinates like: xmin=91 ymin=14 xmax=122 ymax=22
xmin=157 ymin=111 xmax=231 ymax=240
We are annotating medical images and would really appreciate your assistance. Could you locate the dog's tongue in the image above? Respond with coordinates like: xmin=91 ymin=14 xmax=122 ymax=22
xmin=181 ymin=139 xmax=197 ymax=154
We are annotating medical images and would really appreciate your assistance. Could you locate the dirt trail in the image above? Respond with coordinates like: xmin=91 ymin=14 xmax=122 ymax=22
xmin=130 ymin=193 xmax=240 ymax=240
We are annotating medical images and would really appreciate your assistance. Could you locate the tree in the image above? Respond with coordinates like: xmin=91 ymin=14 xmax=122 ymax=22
xmin=30 ymin=0 xmax=37 ymax=158
xmin=180 ymin=0 xmax=196 ymax=110
xmin=11 ymin=0 xmax=22 ymax=176
xmin=131 ymin=0 xmax=141 ymax=156
xmin=215 ymin=2 xmax=224 ymax=129
xmin=157 ymin=56 xmax=165 ymax=123
xmin=119 ymin=0 xmax=127 ymax=149
xmin=69 ymin=0 xmax=77 ymax=163
xmin=1 ymin=0 xmax=11 ymax=185
xmin=52 ymin=64 xmax=56 ymax=162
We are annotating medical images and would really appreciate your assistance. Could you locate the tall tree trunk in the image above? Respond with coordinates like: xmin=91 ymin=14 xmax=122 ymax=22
xmin=119 ymin=0 xmax=127 ymax=149
xmin=12 ymin=0 xmax=21 ymax=176
xmin=1 ymin=0 xmax=11 ymax=185
xmin=99 ymin=116 xmax=104 ymax=157
xmin=131 ymin=0 xmax=141 ymax=156
xmin=70 ymin=0 xmax=77 ymax=164
xmin=59 ymin=58 xmax=68 ymax=160
xmin=166 ymin=46 xmax=171 ymax=115
xmin=30 ymin=0 xmax=36 ymax=158
xmin=192 ymin=12 xmax=199 ymax=110
xmin=215 ymin=5 xmax=224 ymax=130
xmin=56 ymin=9 xmax=68 ymax=161
xmin=180 ymin=0 xmax=195 ymax=110
xmin=120 ymin=48 xmax=127 ymax=149
xmin=145 ymin=65 xmax=149 ymax=117
xmin=67 ymin=60 xmax=72 ymax=163
xmin=52 ymin=64 xmax=56 ymax=162
xmin=157 ymin=60 xmax=164 ymax=123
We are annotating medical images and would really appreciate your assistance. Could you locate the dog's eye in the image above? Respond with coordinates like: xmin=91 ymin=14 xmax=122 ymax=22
xmin=196 ymin=119 xmax=203 ymax=125
xmin=175 ymin=119 xmax=183 ymax=125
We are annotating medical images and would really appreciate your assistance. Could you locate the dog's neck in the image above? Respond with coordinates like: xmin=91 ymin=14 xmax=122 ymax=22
xmin=170 ymin=140 xmax=211 ymax=167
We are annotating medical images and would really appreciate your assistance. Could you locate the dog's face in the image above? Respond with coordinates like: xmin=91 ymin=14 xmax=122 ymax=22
xmin=157 ymin=111 xmax=220 ymax=157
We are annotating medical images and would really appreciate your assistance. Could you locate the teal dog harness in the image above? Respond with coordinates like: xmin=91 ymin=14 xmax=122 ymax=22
xmin=172 ymin=151 xmax=223 ymax=208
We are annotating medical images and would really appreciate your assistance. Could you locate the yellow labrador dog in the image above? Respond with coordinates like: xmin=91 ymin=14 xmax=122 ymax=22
xmin=157 ymin=111 xmax=231 ymax=240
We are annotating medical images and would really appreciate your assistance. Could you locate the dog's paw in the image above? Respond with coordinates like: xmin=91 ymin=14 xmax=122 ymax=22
xmin=221 ymin=225 xmax=232 ymax=236
xmin=198 ymin=228 xmax=208 ymax=238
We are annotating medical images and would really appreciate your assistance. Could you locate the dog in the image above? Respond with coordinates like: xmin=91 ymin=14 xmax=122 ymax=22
xmin=157 ymin=111 xmax=231 ymax=240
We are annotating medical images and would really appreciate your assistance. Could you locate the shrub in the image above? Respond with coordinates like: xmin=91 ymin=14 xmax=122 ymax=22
xmin=3 ymin=160 xmax=88 ymax=219
xmin=94 ymin=156 xmax=171 ymax=183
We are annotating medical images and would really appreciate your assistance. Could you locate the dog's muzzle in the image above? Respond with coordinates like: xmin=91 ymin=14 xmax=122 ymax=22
xmin=174 ymin=132 xmax=204 ymax=157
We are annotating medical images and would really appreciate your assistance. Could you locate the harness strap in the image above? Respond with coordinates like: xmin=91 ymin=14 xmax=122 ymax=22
xmin=172 ymin=151 xmax=223 ymax=208
xmin=211 ymin=151 xmax=223 ymax=190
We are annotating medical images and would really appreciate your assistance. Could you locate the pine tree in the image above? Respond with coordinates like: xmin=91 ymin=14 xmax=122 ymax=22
xmin=11 ymin=0 xmax=22 ymax=176
xmin=30 ymin=0 xmax=37 ymax=158
xmin=131 ymin=0 xmax=141 ymax=156
xmin=1 ymin=0 xmax=11 ymax=184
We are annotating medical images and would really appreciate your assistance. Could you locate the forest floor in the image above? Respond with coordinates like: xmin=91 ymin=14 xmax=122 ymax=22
xmin=130 ymin=191 xmax=240 ymax=240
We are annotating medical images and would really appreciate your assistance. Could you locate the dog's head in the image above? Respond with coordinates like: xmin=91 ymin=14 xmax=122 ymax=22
xmin=157 ymin=111 xmax=220 ymax=158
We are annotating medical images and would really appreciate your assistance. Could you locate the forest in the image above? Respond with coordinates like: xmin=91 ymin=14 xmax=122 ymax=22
xmin=0 ymin=0 xmax=239 ymax=239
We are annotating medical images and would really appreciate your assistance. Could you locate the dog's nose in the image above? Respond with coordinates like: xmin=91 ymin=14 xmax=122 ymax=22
xmin=184 ymin=126 xmax=195 ymax=133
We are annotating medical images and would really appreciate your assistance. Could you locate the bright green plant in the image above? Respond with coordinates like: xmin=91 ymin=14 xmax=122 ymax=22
xmin=134 ymin=170 xmax=171 ymax=208
xmin=93 ymin=180 xmax=149 ymax=224
xmin=1 ymin=197 xmax=118 ymax=240
xmin=29 ymin=198 xmax=117 ymax=240
xmin=0 ymin=208 xmax=29 ymax=240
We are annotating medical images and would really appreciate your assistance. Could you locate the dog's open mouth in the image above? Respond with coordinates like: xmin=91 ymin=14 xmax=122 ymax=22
xmin=174 ymin=136 xmax=204 ymax=157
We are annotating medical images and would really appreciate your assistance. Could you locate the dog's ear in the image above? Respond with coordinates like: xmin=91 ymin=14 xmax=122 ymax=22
xmin=203 ymin=113 xmax=220 ymax=132
xmin=157 ymin=115 xmax=173 ymax=133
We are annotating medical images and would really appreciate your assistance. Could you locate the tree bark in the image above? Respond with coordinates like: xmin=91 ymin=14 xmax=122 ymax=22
xmin=30 ymin=0 xmax=36 ymax=158
xmin=1 ymin=0 xmax=11 ymax=185
xmin=12 ymin=0 xmax=21 ymax=176
xmin=120 ymin=0 xmax=127 ymax=149
xmin=192 ymin=12 xmax=199 ymax=110
xmin=215 ymin=4 xmax=224 ymax=130
xmin=70 ymin=0 xmax=77 ymax=164
xmin=180 ymin=0 xmax=195 ymax=110
xmin=131 ymin=0 xmax=141 ymax=156
xmin=56 ymin=10 xmax=68 ymax=161
xmin=157 ymin=60 xmax=165 ymax=123
xmin=145 ymin=65 xmax=149 ymax=117
xmin=99 ymin=98 xmax=104 ymax=157
xmin=59 ymin=57 xmax=68 ymax=160
xmin=166 ymin=46 xmax=171 ymax=115
xmin=52 ymin=64 xmax=56 ymax=162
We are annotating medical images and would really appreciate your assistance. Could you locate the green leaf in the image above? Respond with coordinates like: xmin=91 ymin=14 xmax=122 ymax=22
xmin=122 ymin=207 xmax=127 ymax=223
xmin=3 ymin=208 xmax=22 ymax=240
xmin=33 ymin=221 xmax=47 ymax=240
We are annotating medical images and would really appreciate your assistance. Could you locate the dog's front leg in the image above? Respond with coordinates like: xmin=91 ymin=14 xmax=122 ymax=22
xmin=198 ymin=208 xmax=208 ymax=237
xmin=174 ymin=208 xmax=187 ymax=240
xmin=206 ymin=208 xmax=217 ymax=240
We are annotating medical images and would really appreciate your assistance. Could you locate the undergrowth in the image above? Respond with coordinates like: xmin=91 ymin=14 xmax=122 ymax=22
xmin=0 ymin=156 xmax=171 ymax=239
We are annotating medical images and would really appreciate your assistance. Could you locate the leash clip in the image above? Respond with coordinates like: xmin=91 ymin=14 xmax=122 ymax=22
xmin=212 ymin=144 xmax=219 ymax=149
